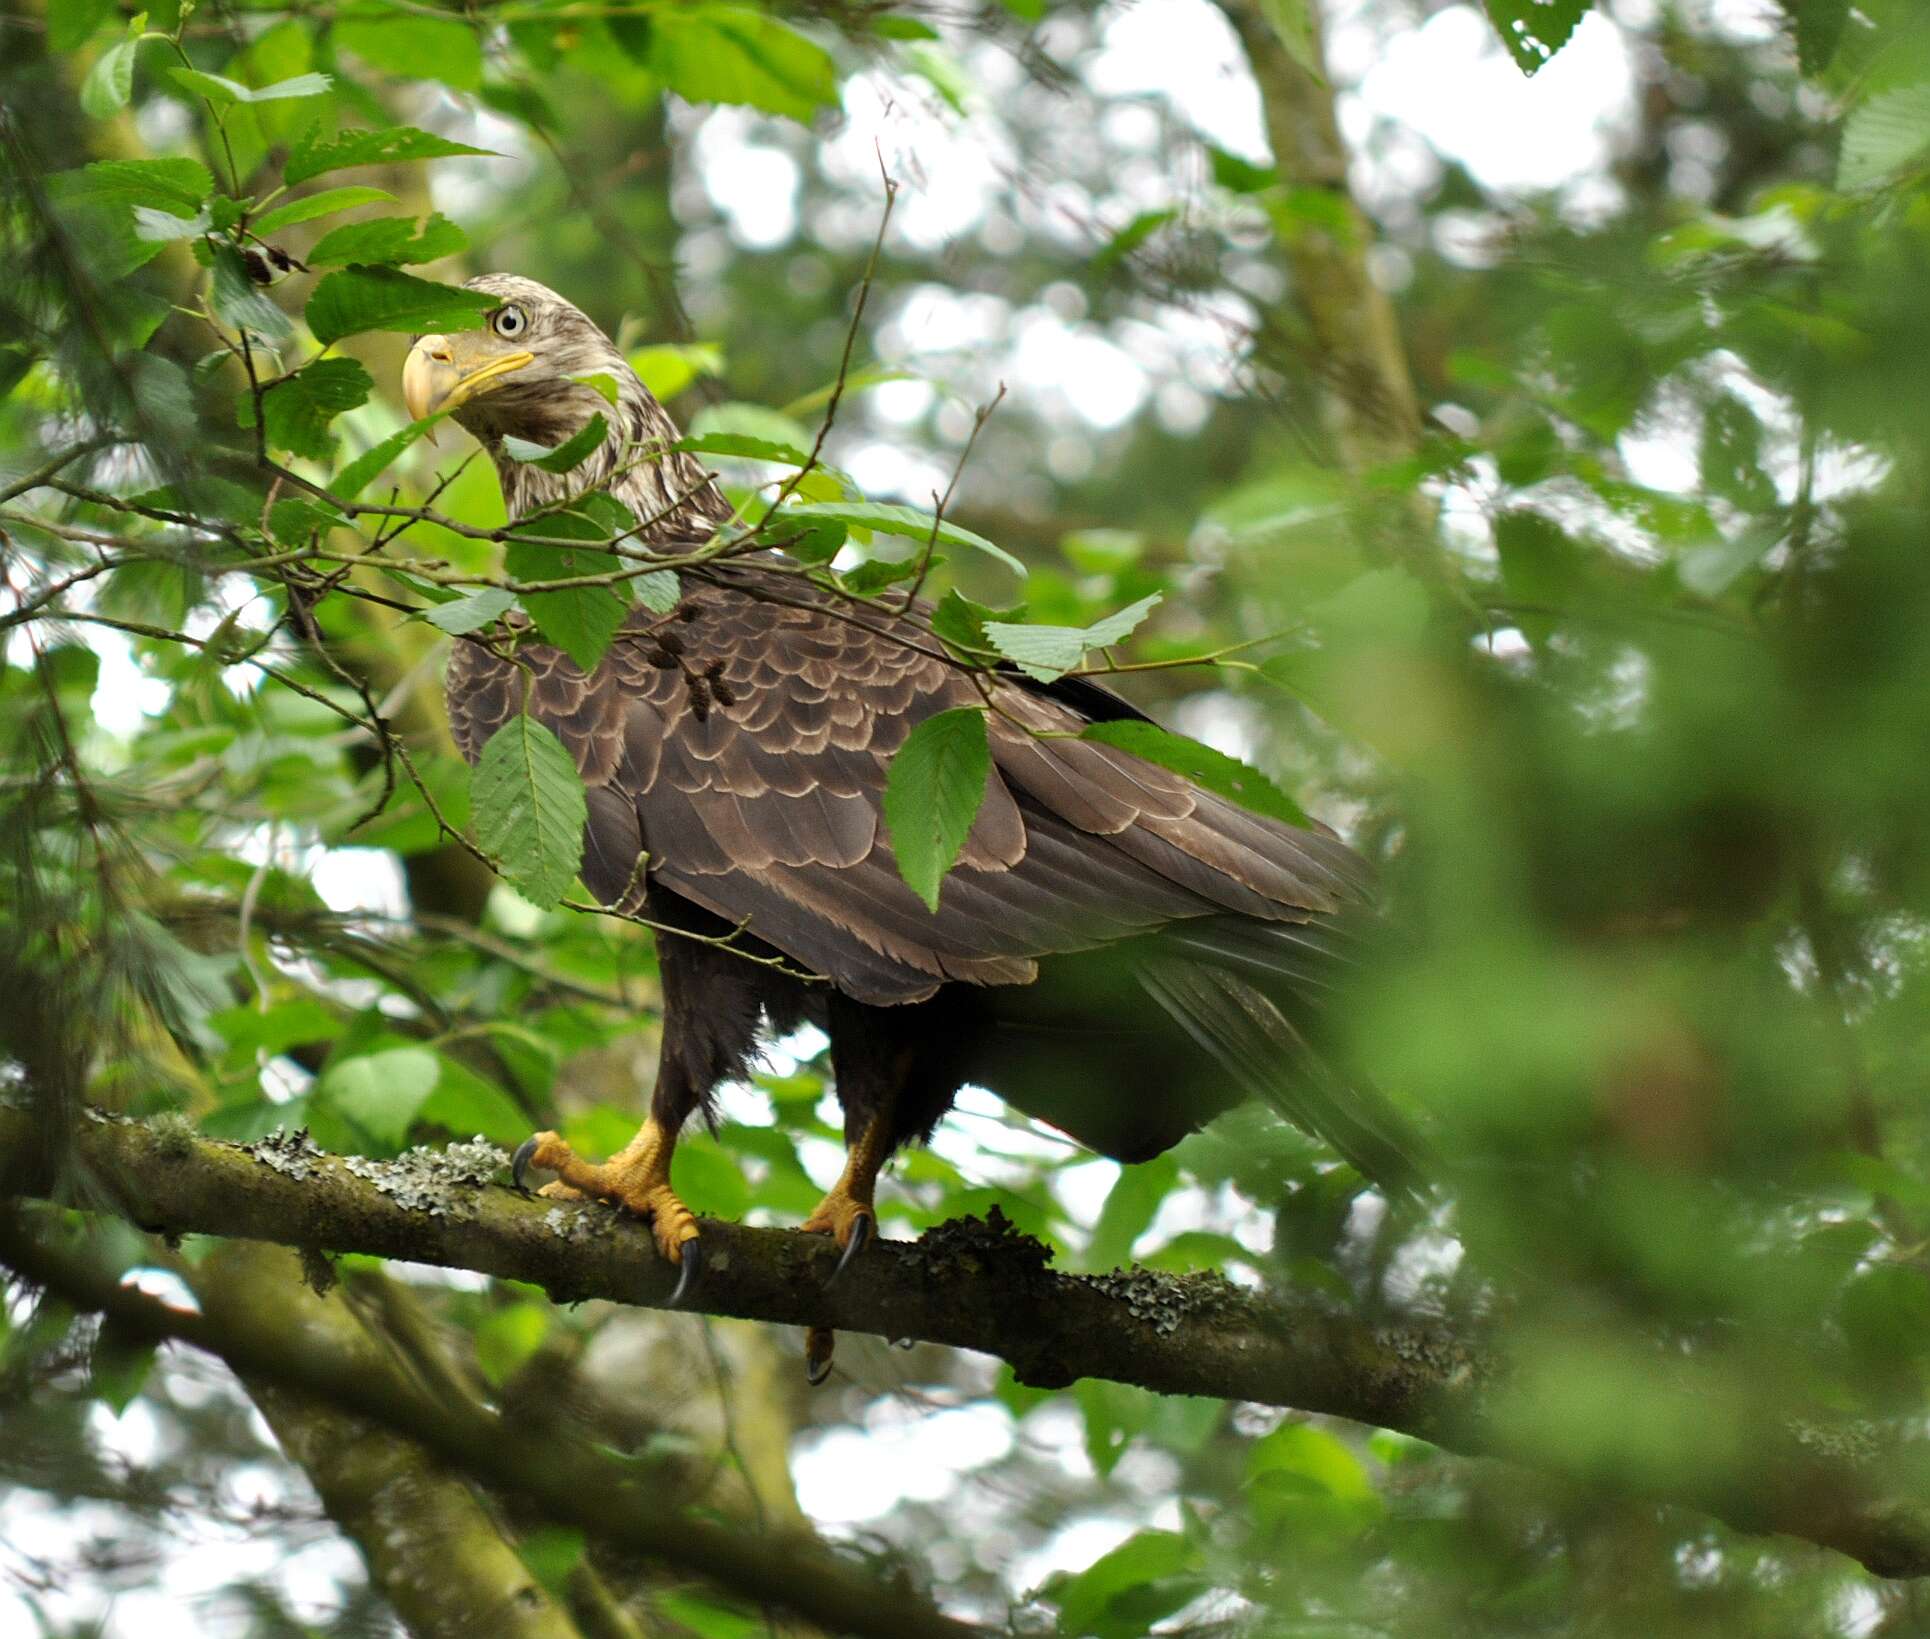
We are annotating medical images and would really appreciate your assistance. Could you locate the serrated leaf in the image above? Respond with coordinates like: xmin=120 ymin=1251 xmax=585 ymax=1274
xmin=306 ymin=266 xmax=495 ymax=345
xmin=930 ymin=587 xmax=1023 ymax=651
xmin=1839 ymin=83 xmax=1930 ymax=191
xmin=983 ymin=593 xmax=1160 ymax=683
xmin=1484 ymin=0 xmax=1591 ymax=73
xmin=49 ymin=157 xmax=213 ymax=214
xmin=507 ymin=503 xmax=631 ymax=671
xmin=779 ymin=501 xmax=1025 ymax=575
xmin=503 ymin=413 xmax=608 ymax=475
xmin=307 ymin=211 xmax=467 ymax=268
xmin=424 ymin=587 xmax=515 ymax=635
xmin=472 ymin=714 xmax=588 ymax=908
xmin=318 ymin=1045 xmax=441 ymax=1149
xmin=240 ymin=356 xmax=373 ymax=461
xmin=1081 ymin=720 xmax=1309 ymax=828
xmin=168 ymin=66 xmax=332 ymax=104
xmin=284 ymin=125 xmax=499 ymax=186
xmin=252 ymin=185 xmax=397 ymax=236
xmin=334 ymin=13 xmax=483 ymax=90
xmin=883 ymin=708 xmax=990 ymax=912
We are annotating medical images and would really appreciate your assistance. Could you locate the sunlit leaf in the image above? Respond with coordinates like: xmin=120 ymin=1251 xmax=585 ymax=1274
xmin=472 ymin=714 xmax=588 ymax=908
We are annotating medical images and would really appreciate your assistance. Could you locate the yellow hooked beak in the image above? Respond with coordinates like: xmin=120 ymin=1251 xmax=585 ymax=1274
xmin=401 ymin=332 xmax=535 ymax=423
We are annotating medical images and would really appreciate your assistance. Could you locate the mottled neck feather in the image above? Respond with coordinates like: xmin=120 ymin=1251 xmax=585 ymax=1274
xmin=480 ymin=374 xmax=735 ymax=546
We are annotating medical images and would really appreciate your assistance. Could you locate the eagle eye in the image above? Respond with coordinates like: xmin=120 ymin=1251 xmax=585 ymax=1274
xmin=491 ymin=304 xmax=529 ymax=340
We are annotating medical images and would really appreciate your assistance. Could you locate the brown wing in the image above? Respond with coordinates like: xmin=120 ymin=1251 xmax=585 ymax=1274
xmin=447 ymin=566 xmax=1367 ymax=1005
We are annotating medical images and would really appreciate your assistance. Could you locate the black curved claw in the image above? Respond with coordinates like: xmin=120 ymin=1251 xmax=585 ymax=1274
xmin=804 ymin=1326 xmax=835 ymax=1386
xmin=827 ymin=1212 xmax=872 ymax=1288
xmin=668 ymin=1234 xmax=704 ymax=1308
xmin=511 ymin=1136 xmax=542 ymax=1193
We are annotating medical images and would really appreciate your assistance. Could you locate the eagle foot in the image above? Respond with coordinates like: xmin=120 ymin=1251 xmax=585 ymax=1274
xmin=512 ymin=1125 xmax=701 ymax=1301
xmin=800 ymin=1191 xmax=875 ymax=1287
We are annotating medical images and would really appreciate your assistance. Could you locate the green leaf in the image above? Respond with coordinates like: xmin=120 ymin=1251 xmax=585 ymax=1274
xmin=1258 ymin=0 xmax=1320 ymax=75
xmin=80 ymin=38 xmax=139 ymax=119
xmin=317 ymin=1045 xmax=442 ymax=1149
xmin=629 ymin=341 xmax=725 ymax=401
xmin=1087 ymin=1154 xmax=1179 ymax=1271
xmin=418 ymin=1059 xmax=532 ymax=1146
xmin=90 ymin=1323 xmax=156 ymax=1417
xmin=1053 ymin=1528 xmax=1201 ymax=1637
xmin=983 ymin=593 xmax=1161 ymax=683
xmin=930 ymin=587 xmax=1023 ymax=651
xmin=284 ymin=125 xmax=499 ymax=186
xmin=648 ymin=6 xmax=839 ymax=123
xmin=672 ymin=431 xmax=816 ymax=468
xmin=167 ymin=67 xmax=332 ymax=104
xmin=50 ymin=0 xmax=116 ymax=52
xmin=210 ymin=243 xmax=292 ymax=341
xmin=307 ymin=212 xmax=467 ymax=268
xmin=333 ymin=13 xmax=483 ymax=91
xmin=472 ymin=714 xmax=589 ymax=908
xmin=424 ymin=588 xmax=516 ymax=635
xmin=841 ymin=555 xmax=940 ymax=595
xmin=252 ymin=185 xmax=398 ymax=236
xmin=634 ymin=570 xmax=682 ymax=614
xmin=49 ymin=157 xmax=213 ymax=215
xmin=779 ymin=501 xmax=1025 ymax=575
xmin=516 ymin=1526 xmax=586 ymax=1596
xmin=571 ymin=371 xmax=620 ymax=406
xmin=1092 ymin=207 xmax=1177 ymax=272
xmin=333 ymin=415 xmax=444 ymax=500
xmin=507 ymin=501 xmax=632 ymax=671
xmin=1060 ymin=529 xmax=1144 ymax=574
xmin=1780 ymin=0 xmax=1847 ymax=75
xmin=883 ymin=708 xmax=990 ymax=912
xmin=132 ymin=205 xmax=210 ymax=242
xmin=1207 ymin=145 xmax=1277 ymax=194
xmin=476 ymin=1303 xmax=552 ymax=1387
xmin=1080 ymin=720 xmax=1311 ymax=829
xmin=240 ymin=356 xmax=373 ymax=462
xmin=1838 ymin=83 xmax=1930 ymax=191
xmin=503 ymin=413 xmax=609 ymax=475
xmin=1484 ymin=0 xmax=1592 ymax=73
xmin=306 ymin=266 xmax=495 ymax=345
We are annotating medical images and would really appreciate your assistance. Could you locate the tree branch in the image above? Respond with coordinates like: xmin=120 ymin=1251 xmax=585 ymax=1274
xmin=6 ymin=1109 xmax=1930 ymax=1580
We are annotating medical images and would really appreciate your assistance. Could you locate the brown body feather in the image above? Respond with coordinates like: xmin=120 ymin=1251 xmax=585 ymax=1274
xmin=440 ymin=275 xmax=1418 ymax=1187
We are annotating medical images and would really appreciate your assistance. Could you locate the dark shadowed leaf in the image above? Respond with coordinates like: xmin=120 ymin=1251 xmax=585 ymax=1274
xmin=472 ymin=714 xmax=588 ymax=908
xmin=331 ymin=414 xmax=445 ymax=499
xmin=883 ymin=707 xmax=990 ymax=912
xmin=210 ymin=244 xmax=292 ymax=341
xmin=1781 ymin=0 xmax=1847 ymax=73
xmin=1080 ymin=720 xmax=1310 ymax=828
xmin=506 ymin=502 xmax=631 ymax=671
xmin=239 ymin=356 xmax=372 ymax=461
xmin=1484 ymin=0 xmax=1592 ymax=73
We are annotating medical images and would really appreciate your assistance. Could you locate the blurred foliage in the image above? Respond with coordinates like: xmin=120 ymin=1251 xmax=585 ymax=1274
xmin=6 ymin=0 xmax=1930 ymax=1633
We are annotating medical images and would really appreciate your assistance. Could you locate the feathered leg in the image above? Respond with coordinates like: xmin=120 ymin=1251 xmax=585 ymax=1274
xmin=512 ymin=901 xmax=766 ymax=1305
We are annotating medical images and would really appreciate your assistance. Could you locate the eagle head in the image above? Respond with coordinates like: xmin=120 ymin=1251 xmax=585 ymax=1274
xmin=400 ymin=273 xmax=729 ymax=536
xmin=401 ymin=273 xmax=618 ymax=445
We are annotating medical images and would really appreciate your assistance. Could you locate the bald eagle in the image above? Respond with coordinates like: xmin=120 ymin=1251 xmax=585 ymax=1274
xmin=404 ymin=275 xmax=1413 ymax=1379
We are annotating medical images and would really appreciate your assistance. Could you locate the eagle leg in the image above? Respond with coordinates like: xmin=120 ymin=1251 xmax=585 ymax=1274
xmin=800 ymin=1108 xmax=892 ymax=1384
xmin=512 ymin=1118 xmax=701 ymax=1297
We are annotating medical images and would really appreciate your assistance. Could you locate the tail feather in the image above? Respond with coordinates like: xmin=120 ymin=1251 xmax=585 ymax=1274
xmin=1135 ymin=949 xmax=1427 ymax=1201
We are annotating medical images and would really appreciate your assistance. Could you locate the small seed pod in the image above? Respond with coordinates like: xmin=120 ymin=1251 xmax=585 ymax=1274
xmin=646 ymin=645 xmax=678 ymax=669
xmin=687 ymin=674 xmax=712 ymax=721
xmin=656 ymin=630 xmax=686 ymax=657
xmin=710 ymin=679 xmax=736 ymax=708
